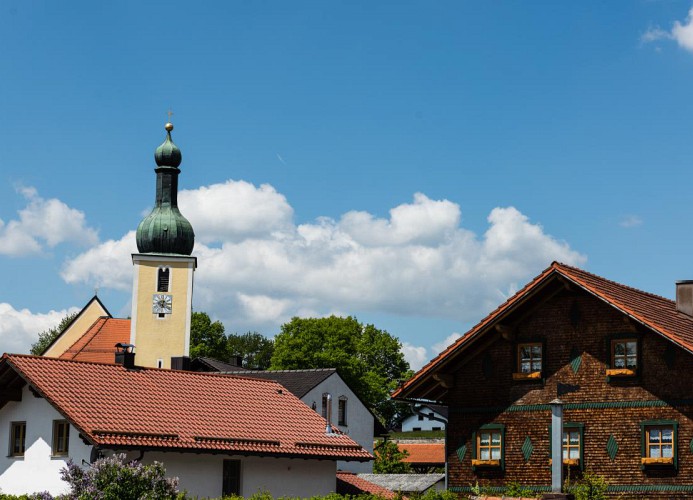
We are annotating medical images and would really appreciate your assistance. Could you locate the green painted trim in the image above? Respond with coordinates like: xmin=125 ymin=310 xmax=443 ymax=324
xmin=521 ymin=435 xmax=533 ymax=461
xmin=607 ymin=485 xmax=693 ymax=492
xmin=450 ymin=486 xmax=551 ymax=494
xmin=450 ymin=484 xmax=693 ymax=494
xmin=450 ymin=399 xmax=693 ymax=414
xmin=456 ymin=443 xmax=467 ymax=461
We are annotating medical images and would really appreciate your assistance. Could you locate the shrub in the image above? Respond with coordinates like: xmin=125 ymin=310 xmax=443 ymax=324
xmin=60 ymin=453 xmax=179 ymax=500
xmin=565 ymin=472 xmax=608 ymax=500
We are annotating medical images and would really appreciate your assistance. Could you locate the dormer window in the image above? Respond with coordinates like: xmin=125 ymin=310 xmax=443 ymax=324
xmin=157 ymin=267 xmax=170 ymax=293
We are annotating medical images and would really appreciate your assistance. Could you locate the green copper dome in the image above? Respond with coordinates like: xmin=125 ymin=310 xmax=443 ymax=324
xmin=136 ymin=123 xmax=195 ymax=255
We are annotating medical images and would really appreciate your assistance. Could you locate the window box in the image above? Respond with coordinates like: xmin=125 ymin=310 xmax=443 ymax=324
xmin=548 ymin=458 xmax=580 ymax=467
xmin=605 ymin=368 xmax=636 ymax=377
xmin=641 ymin=457 xmax=674 ymax=466
xmin=512 ymin=371 xmax=542 ymax=381
xmin=471 ymin=459 xmax=501 ymax=467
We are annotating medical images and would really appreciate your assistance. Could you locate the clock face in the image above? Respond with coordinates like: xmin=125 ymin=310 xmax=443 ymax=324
xmin=152 ymin=293 xmax=173 ymax=314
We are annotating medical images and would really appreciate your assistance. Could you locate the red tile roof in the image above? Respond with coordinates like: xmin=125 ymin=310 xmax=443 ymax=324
xmin=58 ymin=317 xmax=130 ymax=363
xmin=398 ymin=443 xmax=445 ymax=464
xmin=394 ymin=262 xmax=693 ymax=400
xmin=1 ymin=354 xmax=372 ymax=461
xmin=336 ymin=472 xmax=400 ymax=499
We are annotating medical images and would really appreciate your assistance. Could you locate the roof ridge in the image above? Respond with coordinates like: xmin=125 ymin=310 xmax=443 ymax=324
xmin=224 ymin=368 xmax=336 ymax=374
xmin=554 ymin=262 xmax=674 ymax=303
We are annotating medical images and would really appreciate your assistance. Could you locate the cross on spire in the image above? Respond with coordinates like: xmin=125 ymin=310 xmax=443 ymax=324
xmin=167 ymin=108 xmax=174 ymax=122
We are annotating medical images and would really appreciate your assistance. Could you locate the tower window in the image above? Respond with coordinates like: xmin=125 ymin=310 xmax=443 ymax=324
xmin=157 ymin=268 xmax=170 ymax=292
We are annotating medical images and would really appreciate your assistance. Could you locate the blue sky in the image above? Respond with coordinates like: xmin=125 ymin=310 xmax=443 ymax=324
xmin=2 ymin=1 xmax=693 ymax=368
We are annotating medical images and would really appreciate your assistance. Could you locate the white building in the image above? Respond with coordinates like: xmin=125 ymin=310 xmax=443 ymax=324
xmin=400 ymin=404 xmax=448 ymax=432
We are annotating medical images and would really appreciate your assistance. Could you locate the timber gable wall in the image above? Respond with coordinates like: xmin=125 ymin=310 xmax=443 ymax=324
xmin=446 ymin=291 xmax=693 ymax=498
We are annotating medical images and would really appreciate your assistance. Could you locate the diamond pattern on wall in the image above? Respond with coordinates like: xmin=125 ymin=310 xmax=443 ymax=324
xmin=522 ymin=435 xmax=533 ymax=461
xmin=570 ymin=347 xmax=582 ymax=374
xmin=607 ymin=435 xmax=618 ymax=461
xmin=457 ymin=444 xmax=467 ymax=461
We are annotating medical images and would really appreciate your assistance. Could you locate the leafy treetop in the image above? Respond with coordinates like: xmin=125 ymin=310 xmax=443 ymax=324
xmin=30 ymin=312 xmax=78 ymax=356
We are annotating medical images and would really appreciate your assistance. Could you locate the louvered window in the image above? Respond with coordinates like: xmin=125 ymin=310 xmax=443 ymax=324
xmin=157 ymin=268 xmax=170 ymax=292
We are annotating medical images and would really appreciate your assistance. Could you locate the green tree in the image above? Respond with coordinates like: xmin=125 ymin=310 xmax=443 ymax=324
xmin=190 ymin=312 xmax=228 ymax=361
xmin=270 ymin=316 xmax=410 ymax=426
xmin=30 ymin=312 xmax=78 ymax=355
xmin=373 ymin=440 xmax=411 ymax=473
xmin=227 ymin=332 xmax=274 ymax=369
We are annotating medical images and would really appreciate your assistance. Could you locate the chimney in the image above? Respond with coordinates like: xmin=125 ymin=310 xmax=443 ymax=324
xmin=114 ymin=343 xmax=136 ymax=369
xmin=325 ymin=393 xmax=333 ymax=434
xmin=171 ymin=356 xmax=191 ymax=371
xmin=230 ymin=355 xmax=243 ymax=367
xmin=676 ymin=280 xmax=693 ymax=317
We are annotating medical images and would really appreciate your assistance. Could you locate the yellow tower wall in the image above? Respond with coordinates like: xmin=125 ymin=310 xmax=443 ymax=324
xmin=129 ymin=254 xmax=196 ymax=369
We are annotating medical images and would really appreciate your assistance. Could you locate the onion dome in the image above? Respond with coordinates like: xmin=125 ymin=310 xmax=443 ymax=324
xmin=136 ymin=123 xmax=195 ymax=255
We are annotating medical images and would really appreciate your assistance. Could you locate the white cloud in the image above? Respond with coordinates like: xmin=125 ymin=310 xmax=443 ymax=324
xmin=620 ymin=215 xmax=643 ymax=228
xmin=0 ymin=187 xmax=98 ymax=257
xmin=61 ymin=231 xmax=137 ymax=291
xmin=432 ymin=333 xmax=462 ymax=355
xmin=0 ymin=303 xmax=79 ymax=354
xmin=642 ymin=8 xmax=693 ymax=54
xmin=179 ymin=180 xmax=293 ymax=244
xmin=62 ymin=180 xmax=586 ymax=336
xmin=401 ymin=342 xmax=429 ymax=371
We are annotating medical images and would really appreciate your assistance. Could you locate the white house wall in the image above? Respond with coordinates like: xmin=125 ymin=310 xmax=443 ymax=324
xmin=301 ymin=373 xmax=374 ymax=473
xmin=401 ymin=409 xmax=446 ymax=432
xmin=0 ymin=385 xmax=91 ymax=495
xmin=129 ymin=451 xmax=336 ymax=498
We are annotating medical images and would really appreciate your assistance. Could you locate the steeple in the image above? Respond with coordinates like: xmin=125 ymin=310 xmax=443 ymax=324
xmin=136 ymin=122 xmax=195 ymax=255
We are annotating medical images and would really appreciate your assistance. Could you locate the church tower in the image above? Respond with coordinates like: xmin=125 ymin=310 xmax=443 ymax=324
xmin=130 ymin=122 xmax=196 ymax=369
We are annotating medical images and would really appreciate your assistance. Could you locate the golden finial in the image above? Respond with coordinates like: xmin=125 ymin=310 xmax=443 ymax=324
xmin=165 ymin=108 xmax=174 ymax=131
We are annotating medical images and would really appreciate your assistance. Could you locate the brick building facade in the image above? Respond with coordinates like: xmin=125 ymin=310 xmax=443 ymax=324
xmin=393 ymin=262 xmax=693 ymax=498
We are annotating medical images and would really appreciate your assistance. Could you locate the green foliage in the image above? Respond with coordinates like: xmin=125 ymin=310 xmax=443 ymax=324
xmin=408 ymin=490 xmax=459 ymax=500
xmin=60 ymin=453 xmax=179 ymax=500
xmin=270 ymin=316 xmax=410 ymax=426
xmin=227 ymin=331 xmax=274 ymax=369
xmin=190 ymin=312 xmax=229 ymax=360
xmin=565 ymin=472 xmax=608 ymax=500
xmin=504 ymin=481 xmax=535 ymax=498
xmin=30 ymin=312 xmax=78 ymax=355
xmin=190 ymin=312 xmax=274 ymax=368
xmin=373 ymin=439 xmax=411 ymax=473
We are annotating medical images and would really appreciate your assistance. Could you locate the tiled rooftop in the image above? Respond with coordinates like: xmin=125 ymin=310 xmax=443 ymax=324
xmin=336 ymin=471 xmax=400 ymax=499
xmin=1 ymin=355 xmax=372 ymax=461
xmin=220 ymin=368 xmax=337 ymax=398
xmin=398 ymin=443 xmax=445 ymax=464
xmin=58 ymin=317 xmax=130 ymax=363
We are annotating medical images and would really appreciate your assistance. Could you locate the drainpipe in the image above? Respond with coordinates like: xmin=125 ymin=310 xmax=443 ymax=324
xmin=550 ymin=398 xmax=564 ymax=493
xmin=325 ymin=394 xmax=333 ymax=434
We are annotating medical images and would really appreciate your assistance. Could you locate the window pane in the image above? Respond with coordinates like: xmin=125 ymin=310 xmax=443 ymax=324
xmin=626 ymin=356 xmax=637 ymax=369
xmin=570 ymin=448 xmax=579 ymax=459
xmin=480 ymin=433 xmax=490 ymax=446
xmin=650 ymin=429 xmax=661 ymax=443
xmin=480 ymin=449 xmax=490 ymax=460
xmin=662 ymin=445 xmax=673 ymax=458
xmin=626 ymin=342 xmax=637 ymax=356
xmin=661 ymin=428 xmax=673 ymax=443
xmin=614 ymin=342 xmax=625 ymax=355
xmin=520 ymin=347 xmax=531 ymax=360
xmin=569 ymin=432 xmax=579 ymax=445
xmin=531 ymin=361 xmax=541 ymax=371
xmin=650 ymin=446 xmax=661 ymax=458
xmin=491 ymin=432 xmax=501 ymax=445
xmin=531 ymin=345 xmax=542 ymax=357
xmin=491 ymin=448 xmax=500 ymax=460
xmin=614 ymin=357 xmax=625 ymax=368
xmin=521 ymin=361 xmax=531 ymax=373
